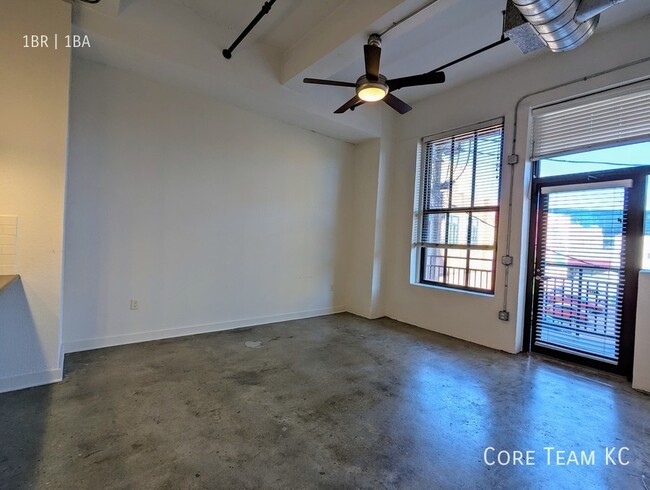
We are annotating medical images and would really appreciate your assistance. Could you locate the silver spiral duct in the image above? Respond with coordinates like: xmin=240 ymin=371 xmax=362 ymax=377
xmin=512 ymin=0 xmax=600 ymax=52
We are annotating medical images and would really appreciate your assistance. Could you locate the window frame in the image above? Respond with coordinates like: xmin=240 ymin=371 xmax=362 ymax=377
xmin=414 ymin=118 xmax=505 ymax=294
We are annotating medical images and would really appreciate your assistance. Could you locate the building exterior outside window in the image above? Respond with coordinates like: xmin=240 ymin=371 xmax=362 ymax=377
xmin=415 ymin=120 xmax=504 ymax=293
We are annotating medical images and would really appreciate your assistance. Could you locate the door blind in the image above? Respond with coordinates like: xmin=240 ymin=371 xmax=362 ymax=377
xmin=533 ymin=185 xmax=629 ymax=363
xmin=532 ymin=82 xmax=650 ymax=160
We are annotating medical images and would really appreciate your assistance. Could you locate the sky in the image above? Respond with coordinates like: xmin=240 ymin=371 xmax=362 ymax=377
xmin=538 ymin=141 xmax=650 ymax=209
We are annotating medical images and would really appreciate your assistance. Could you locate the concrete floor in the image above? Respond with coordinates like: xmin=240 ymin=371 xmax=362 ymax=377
xmin=0 ymin=314 xmax=649 ymax=489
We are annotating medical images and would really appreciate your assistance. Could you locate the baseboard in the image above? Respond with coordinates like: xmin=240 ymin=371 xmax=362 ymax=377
xmin=0 ymin=368 xmax=63 ymax=394
xmin=64 ymin=305 xmax=347 ymax=353
xmin=386 ymin=313 xmax=518 ymax=354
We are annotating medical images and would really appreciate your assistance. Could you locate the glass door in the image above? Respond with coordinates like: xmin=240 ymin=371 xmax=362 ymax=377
xmin=528 ymin=173 xmax=644 ymax=376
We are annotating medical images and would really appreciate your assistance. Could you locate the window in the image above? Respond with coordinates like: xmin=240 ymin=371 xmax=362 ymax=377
xmin=415 ymin=121 xmax=504 ymax=293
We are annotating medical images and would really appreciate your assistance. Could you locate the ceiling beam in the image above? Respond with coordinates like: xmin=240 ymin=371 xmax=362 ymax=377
xmin=280 ymin=0 xmax=409 ymax=84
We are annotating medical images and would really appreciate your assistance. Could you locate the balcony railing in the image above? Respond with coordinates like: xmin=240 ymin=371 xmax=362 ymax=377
xmin=424 ymin=264 xmax=492 ymax=290
xmin=536 ymin=268 xmax=622 ymax=361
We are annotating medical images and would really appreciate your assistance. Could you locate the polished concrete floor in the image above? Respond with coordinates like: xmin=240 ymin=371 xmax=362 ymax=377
xmin=1 ymin=313 xmax=649 ymax=489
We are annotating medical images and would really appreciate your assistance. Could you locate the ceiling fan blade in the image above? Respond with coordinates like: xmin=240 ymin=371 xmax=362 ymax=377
xmin=383 ymin=93 xmax=412 ymax=114
xmin=334 ymin=95 xmax=363 ymax=114
xmin=388 ymin=71 xmax=445 ymax=92
xmin=303 ymin=78 xmax=357 ymax=88
xmin=364 ymin=44 xmax=381 ymax=80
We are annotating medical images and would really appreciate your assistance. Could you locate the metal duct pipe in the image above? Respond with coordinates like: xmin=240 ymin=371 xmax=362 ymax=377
xmin=512 ymin=0 xmax=599 ymax=52
xmin=575 ymin=0 xmax=625 ymax=23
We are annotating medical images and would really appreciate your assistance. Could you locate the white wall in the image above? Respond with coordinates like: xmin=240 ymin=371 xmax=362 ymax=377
xmin=346 ymin=139 xmax=381 ymax=318
xmin=346 ymin=109 xmax=394 ymax=319
xmin=0 ymin=0 xmax=71 ymax=392
xmin=63 ymin=58 xmax=353 ymax=352
xmin=384 ymin=16 xmax=650 ymax=356
xmin=633 ymin=272 xmax=650 ymax=393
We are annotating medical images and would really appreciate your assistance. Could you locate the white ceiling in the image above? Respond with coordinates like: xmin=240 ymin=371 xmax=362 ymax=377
xmin=73 ymin=0 xmax=650 ymax=143
xmin=168 ymin=0 xmax=350 ymax=51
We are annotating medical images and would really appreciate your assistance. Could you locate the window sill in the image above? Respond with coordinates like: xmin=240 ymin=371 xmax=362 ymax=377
xmin=410 ymin=280 xmax=495 ymax=298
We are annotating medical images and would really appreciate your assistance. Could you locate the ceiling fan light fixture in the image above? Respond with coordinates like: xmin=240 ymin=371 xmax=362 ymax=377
xmin=356 ymin=75 xmax=388 ymax=102
xmin=358 ymin=84 xmax=388 ymax=102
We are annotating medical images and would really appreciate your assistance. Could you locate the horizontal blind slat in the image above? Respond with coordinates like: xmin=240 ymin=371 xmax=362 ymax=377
xmin=533 ymin=186 xmax=628 ymax=362
xmin=532 ymin=83 xmax=650 ymax=160
xmin=418 ymin=121 xmax=503 ymax=291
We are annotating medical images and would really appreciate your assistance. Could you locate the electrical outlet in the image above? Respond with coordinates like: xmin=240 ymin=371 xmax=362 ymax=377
xmin=498 ymin=310 xmax=510 ymax=321
xmin=130 ymin=299 xmax=139 ymax=310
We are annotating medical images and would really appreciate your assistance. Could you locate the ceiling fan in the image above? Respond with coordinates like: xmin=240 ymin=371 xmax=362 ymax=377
xmin=303 ymin=34 xmax=445 ymax=115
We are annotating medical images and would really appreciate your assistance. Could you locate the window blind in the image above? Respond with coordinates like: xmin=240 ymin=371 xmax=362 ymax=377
xmin=532 ymin=81 xmax=650 ymax=160
xmin=534 ymin=185 xmax=629 ymax=364
xmin=416 ymin=121 xmax=503 ymax=292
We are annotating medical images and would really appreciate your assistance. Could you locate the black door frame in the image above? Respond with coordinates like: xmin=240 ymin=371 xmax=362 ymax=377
xmin=523 ymin=166 xmax=648 ymax=379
